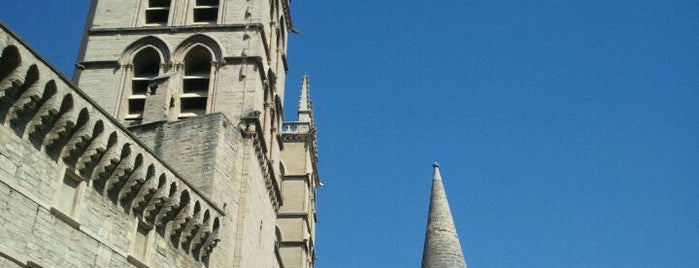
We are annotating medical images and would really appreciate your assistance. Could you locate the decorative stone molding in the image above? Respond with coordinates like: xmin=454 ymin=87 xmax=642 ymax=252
xmin=239 ymin=114 xmax=283 ymax=211
xmin=172 ymin=34 xmax=223 ymax=63
xmin=117 ymin=36 xmax=171 ymax=67
xmin=172 ymin=62 xmax=184 ymax=71
xmin=281 ymin=121 xmax=319 ymax=162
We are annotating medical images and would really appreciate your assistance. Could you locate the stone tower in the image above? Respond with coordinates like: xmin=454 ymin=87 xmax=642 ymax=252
xmin=278 ymin=75 xmax=320 ymax=267
xmin=74 ymin=0 xmax=293 ymax=203
xmin=74 ymin=0 xmax=292 ymax=127
xmin=0 ymin=0 xmax=327 ymax=267
xmin=421 ymin=163 xmax=467 ymax=268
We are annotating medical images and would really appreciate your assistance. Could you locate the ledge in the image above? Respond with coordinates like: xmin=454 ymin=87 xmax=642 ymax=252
xmin=76 ymin=60 xmax=119 ymax=69
xmin=279 ymin=241 xmax=311 ymax=251
xmin=0 ymin=248 xmax=27 ymax=267
xmin=127 ymin=255 xmax=150 ymax=268
xmin=277 ymin=211 xmax=309 ymax=217
xmin=26 ymin=261 xmax=44 ymax=268
xmin=88 ymin=23 xmax=263 ymax=35
xmin=49 ymin=207 xmax=81 ymax=230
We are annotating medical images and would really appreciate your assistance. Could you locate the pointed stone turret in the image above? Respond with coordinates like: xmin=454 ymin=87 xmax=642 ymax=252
xmin=421 ymin=162 xmax=467 ymax=268
xmin=298 ymin=75 xmax=313 ymax=123
xmin=279 ymin=75 xmax=321 ymax=268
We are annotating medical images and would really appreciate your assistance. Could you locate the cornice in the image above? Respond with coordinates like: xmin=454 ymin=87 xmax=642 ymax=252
xmin=88 ymin=23 xmax=264 ymax=35
xmin=239 ymin=115 xmax=283 ymax=211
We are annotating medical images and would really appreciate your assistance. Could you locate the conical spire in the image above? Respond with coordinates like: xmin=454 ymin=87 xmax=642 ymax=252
xmin=298 ymin=75 xmax=313 ymax=123
xmin=421 ymin=162 xmax=467 ymax=268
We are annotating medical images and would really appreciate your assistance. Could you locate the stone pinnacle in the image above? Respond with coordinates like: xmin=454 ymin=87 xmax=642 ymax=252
xmin=298 ymin=75 xmax=313 ymax=123
xmin=421 ymin=163 xmax=467 ymax=268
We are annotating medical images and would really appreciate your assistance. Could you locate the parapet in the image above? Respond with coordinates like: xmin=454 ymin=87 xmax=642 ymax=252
xmin=0 ymin=23 xmax=223 ymax=265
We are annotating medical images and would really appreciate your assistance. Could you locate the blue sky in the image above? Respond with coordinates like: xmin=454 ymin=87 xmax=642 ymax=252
xmin=2 ymin=0 xmax=698 ymax=267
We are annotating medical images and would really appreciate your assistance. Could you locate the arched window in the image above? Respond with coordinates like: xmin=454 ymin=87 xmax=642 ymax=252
xmin=180 ymin=46 xmax=212 ymax=118
xmin=128 ymin=47 xmax=161 ymax=121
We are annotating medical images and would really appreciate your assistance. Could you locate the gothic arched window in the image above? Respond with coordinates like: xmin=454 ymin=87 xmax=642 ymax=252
xmin=180 ymin=46 xmax=212 ymax=118
xmin=128 ymin=47 xmax=161 ymax=121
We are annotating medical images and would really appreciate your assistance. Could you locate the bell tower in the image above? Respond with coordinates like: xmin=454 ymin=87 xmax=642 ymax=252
xmin=71 ymin=1 xmax=308 ymax=268
xmin=75 ymin=0 xmax=292 ymax=127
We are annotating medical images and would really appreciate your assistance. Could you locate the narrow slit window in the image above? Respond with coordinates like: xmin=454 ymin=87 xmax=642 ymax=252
xmin=128 ymin=48 xmax=161 ymax=121
xmin=145 ymin=0 xmax=171 ymax=25
xmin=193 ymin=0 xmax=219 ymax=23
xmin=180 ymin=46 xmax=212 ymax=118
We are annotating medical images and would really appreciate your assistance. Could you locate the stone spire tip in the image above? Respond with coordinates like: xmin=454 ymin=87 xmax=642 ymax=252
xmin=298 ymin=75 xmax=313 ymax=122
xmin=421 ymin=164 xmax=467 ymax=268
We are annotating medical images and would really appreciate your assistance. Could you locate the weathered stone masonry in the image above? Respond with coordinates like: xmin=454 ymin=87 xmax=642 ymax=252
xmin=1 ymin=0 xmax=322 ymax=267
xmin=0 ymin=24 xmax=223 ymax=267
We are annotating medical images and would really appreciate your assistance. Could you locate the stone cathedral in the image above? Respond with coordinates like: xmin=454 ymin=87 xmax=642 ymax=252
xmin=0 ymin=0 xmax=319 ymax=267
xmin=0 ymin=1 xmax=468 ymax=267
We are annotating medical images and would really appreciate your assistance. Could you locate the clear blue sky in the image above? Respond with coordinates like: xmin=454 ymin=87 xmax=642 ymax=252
xmin=2 ymin=1 xmax=698 ymax=267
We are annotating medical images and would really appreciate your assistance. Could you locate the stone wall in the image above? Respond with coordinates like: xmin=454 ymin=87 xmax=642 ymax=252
xmin=128 ymin=114 xmax=233 ymax=204
xmin=0 ymin=24 xmax=223 ymax=267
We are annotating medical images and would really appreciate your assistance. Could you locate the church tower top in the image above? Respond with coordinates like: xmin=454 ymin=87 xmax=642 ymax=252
xmin=421 ymin=163 xmax=467 ymax=268
xmin=75 ymin=0 xmax=294 ymax=126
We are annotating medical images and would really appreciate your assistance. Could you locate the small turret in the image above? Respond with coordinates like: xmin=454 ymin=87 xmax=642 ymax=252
xmin=278 ymin=75 xmax=321 ymax=268
xmin=421 ymin=162 xmax=467 ymax=268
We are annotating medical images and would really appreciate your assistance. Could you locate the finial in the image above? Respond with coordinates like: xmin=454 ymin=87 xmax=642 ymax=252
xmin=433 ymin=162 xmax=440 ymax=168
